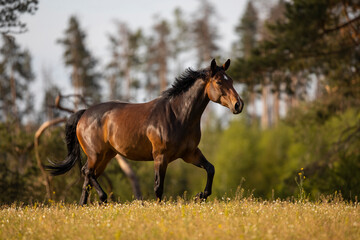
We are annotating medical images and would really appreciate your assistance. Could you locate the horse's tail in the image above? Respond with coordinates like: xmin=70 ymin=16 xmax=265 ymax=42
xmin=45 ymin=109 xmax=86 ymax=176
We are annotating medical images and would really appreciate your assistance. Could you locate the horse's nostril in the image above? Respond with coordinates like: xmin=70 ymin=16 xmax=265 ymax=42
xmin=235 ymin=102 xmax=240 ymax=111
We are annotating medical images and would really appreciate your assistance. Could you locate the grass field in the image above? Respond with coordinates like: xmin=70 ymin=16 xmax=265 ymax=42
xmin=1 ymin=196 xmax=360 ymax=240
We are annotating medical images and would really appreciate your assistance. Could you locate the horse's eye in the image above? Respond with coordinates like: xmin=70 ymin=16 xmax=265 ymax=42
xmin=216 ymin=81 xmax=222 ymax=85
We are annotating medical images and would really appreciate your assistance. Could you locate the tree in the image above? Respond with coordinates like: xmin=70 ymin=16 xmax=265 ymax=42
xmin=57 ymin=16 xmax=101 ymax=106
xmin=171 ymin=7 xmax=191 ymax=75
xmin=232 ymin=0 xmax=360 ymax=127
xmin=234 ymin=1 xmax=258 ymax=59
xmin=261 ymin=0 xmax=360 ymax=113
xmin=228 ymin=0 xmax=360 ymax=199
xmin=40 ymin=66 xmax=63 ymax=121
xmin=42 ymin=85 xmax=62 ymax=121
xmin=263 ymin=0 xmax=286 ymax=127
xmin=0 ymin=0 xmax=38 ymax=34
xmin=145 ymin=18 xmax=171 ymax=93
xmin=231 ymin=1 xmax=260 ymax=123
xmin=154 ymin=19 xmax=171 ymax=92
xmin=0 ymin=34 xmax=34 ymax=124
xmin=192 ymin=0 xmax=219 ymax=67
xmin=106 ymin=22 xmax=143 ymax=101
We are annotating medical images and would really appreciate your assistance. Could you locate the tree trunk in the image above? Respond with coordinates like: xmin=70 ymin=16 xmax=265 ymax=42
xmin=261 ymin=78 xmax=269 ymax=129
xmin=159 ymin=60 xmax=167 ymax=92
xmin=10 ymin=66 xmax=19 ymax=129
xmin=125 ymin=64 xmax=131 ymax=101
xmin=273 ymin=88 xmax=280 ymax=126
xmin=72 ymin=65 xmax=80 ymax=110
xmin=109 ymin=74 xmax=117 ymax=100
xmin=249 ymin=89 xmax=257 ymax=122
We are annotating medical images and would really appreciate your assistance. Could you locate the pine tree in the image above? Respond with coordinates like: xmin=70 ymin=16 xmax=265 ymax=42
xmin=0 ymin=0 xmax=38 ymax=34
xmin=192 ymin=0 xmax=219 ymax=67
xmin=145 ymin=19 xmax=171 ymax=94
xmin=261 ymin=0 xmax=360 ymax=110
xmin=106 ymin=22 xmax=143 ymax=101
xmin=235 ymin=1 xmax=258 ymax=59
xmin=171 ymin=7 xmax=191 ymax=75
xmin=232 ymin=1 xmax=260 ymax=123
xmin=265 ymin=0 xmax=286 ymax=126
xmin=57 ymin=16 xmax=101 ymax=106
xmin=0 ymin=35 xmax=34 ymax=124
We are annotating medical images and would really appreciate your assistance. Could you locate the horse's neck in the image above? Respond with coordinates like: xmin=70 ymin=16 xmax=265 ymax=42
xmin=170 ymin=79 xmax=209 ymax=125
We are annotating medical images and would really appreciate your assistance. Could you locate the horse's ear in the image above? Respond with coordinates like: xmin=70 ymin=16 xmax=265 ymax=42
xmin=211 ymin=59 xmax=217 ymax=76
xmin=222 ymin=59 xmax=231 ymax=71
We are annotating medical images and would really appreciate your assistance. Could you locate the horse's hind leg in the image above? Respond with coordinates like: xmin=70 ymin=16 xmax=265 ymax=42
xmin=89 ymin=172 xmax=108 ymax=203
xmin=79 ymin=163 xmax=92 ymax=205
xmin=80 ymin=163 xmax=108 ymax=204
xmin=86 ymin=151 xmax=116 ymax=203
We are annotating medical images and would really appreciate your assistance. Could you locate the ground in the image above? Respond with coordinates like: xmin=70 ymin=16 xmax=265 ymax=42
xmin=1 ymin=196 xmax=360 ymax=240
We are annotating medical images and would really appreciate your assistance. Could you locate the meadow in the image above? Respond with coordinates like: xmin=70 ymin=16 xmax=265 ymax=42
xmin=1 ymin=195 xmax=360 ymax=240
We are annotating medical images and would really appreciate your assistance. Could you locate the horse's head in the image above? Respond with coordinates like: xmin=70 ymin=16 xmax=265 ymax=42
xmin=205 ymin=59 xmax=244 ymax=114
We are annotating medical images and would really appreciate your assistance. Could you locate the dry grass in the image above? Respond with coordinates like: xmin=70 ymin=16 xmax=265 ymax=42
xmin=1 ymin=197 xmax=360 ymax=240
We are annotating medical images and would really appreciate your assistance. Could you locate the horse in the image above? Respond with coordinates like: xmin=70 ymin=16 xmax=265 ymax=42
xmin=45 ymin=59 xmax=244 ymax=205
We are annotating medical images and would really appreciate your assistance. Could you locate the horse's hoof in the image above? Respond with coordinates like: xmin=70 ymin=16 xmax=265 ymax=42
xmin=194 ymin=192 xmax=207 ymax=202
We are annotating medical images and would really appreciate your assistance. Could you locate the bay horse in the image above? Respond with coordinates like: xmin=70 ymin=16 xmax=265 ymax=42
xmin=46 ymin=59 xmax=244 ymax=205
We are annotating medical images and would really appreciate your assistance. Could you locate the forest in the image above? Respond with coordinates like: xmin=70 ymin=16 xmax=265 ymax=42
xmin=0 ymin=0 xmax=359 ymax=204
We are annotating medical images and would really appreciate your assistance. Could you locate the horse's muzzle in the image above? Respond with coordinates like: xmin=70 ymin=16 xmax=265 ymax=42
xmin=233 ymin=100 xmax=244 ymax=114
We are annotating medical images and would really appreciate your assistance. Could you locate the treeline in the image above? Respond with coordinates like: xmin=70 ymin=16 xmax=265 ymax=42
xmin=222 ymin=0 xmax=360 ymax=199
xmin=0 ymin=0 xmax=359 ymax=204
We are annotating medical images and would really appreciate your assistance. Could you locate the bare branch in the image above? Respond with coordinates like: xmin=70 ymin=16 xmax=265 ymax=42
xmin=34 ymin=117 xmax=67 ymax=200
xmin=48 ymin=94 xmax=90 ymax=113
xmin=115 ymin=155 xmax=142 ymax=200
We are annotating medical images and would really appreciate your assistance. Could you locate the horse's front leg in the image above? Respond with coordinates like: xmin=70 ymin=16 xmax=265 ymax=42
xmin=153 ymin=154 xmax=168 ymax=201
xmin=183 ymin=148 xmax=215 ymax=201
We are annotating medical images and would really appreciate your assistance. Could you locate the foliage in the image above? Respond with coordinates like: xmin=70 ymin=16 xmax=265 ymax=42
xmin=0 ymin=0 xmax=38 ymax=34
xmin=211 ymin=119 xmax=298 ymax=199
xmin=106 ymin=22 xmax=143 ymax=101
xmin=0 ymin=121 xmax=42 ymax=204
xmin=286 ymin=105 xmax=360 ymax=200
xmin=0 ymin=34 xmax=34 ymax=123
xmin=57 ymin=16 xmax=101 ymax=103
xmin=206 ymin=105 xmax=359 ymax=201
xmin=233 ymin=1 xmax=258 ymax=59
xmin=192 ymin=0 xmax=219 ymax=67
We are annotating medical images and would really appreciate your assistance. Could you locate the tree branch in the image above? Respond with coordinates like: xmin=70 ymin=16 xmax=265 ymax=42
xmin=323 ymin=14 xmax=360 ymax=34
xmin=115 ymin=155 xmax=142 ymax=200
xmin=34 ymin=117 xmax=67 ymax=200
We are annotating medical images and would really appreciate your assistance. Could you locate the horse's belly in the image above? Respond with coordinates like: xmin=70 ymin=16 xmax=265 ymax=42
xmin=105 ymin=107 xmax=154 ymax=161
xmin=118 ymin=147 xmax=153 ymax=161
xmin=110 ymin=134 xmax=153 ymax=161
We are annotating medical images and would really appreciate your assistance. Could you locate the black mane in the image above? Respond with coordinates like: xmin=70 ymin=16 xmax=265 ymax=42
xmin=162 ymin=68 xmax=208 ymax=98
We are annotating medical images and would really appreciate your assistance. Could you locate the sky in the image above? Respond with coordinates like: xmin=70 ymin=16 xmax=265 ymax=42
xmin=15 ymin=0 xmax=249 ymax=110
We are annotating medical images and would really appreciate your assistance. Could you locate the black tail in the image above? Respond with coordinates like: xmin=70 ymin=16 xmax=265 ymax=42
xmin=45 ymin=109 xmax=86 ymax=176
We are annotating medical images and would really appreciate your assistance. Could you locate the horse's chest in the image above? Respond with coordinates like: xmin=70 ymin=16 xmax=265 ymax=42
xmin=166 ymin=128 xmax=201 ymax=157
xmin=147 ymin=121 xmax=201 ymax=159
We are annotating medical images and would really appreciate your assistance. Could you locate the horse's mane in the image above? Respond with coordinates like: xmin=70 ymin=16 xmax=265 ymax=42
xmin=162 ymin=68 xmax=208 ymax=99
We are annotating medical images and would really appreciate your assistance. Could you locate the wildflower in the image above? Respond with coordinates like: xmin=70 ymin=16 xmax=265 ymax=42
xmin=298 ymin=172 xmax=302 ymax=176
xmin=301 ymin=168 xmax=304 ymax=171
